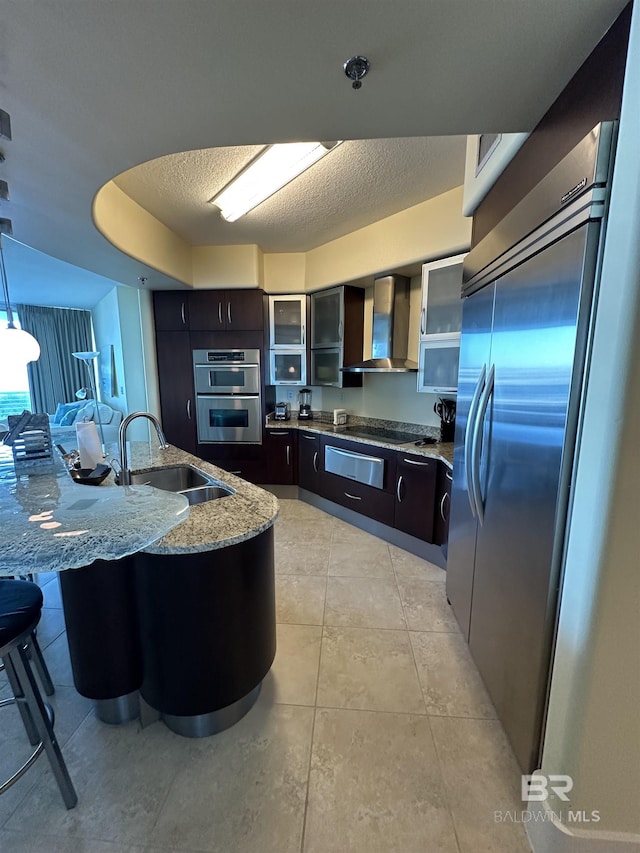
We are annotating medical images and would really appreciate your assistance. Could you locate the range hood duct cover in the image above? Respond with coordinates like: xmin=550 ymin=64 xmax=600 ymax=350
xmin=343 ymin=274 xmax=418 ymax=372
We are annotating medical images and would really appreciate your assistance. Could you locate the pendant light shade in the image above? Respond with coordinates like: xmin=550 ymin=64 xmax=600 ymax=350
xmin=0 ymin=235 xmax=41 ymax=364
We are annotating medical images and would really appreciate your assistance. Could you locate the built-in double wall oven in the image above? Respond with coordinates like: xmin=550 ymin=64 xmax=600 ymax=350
xmin=193 ymin=349 xmax=262 ymax=444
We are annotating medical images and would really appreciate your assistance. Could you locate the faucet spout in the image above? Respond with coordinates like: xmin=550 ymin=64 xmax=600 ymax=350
xmin=118 ymin=411 xmax=168 ymax=485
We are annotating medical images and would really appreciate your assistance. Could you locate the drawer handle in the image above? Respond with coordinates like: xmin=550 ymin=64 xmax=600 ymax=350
xmin=344 ymin=492 xmax=361 ymax=501
xmin=181 ymin=302 xmax=186 ymax=325
xmin=396 ymin=474 xmax=404 ymax=503
xmin=302 ymin=434 xmax=316 ymax=441
xmin=402 ymin=458 xmax=432 ymax=467
xmin=445 ymin=470 xmax=453 ymax=481
xmin=270 ymin=430 xmax=290 ymax=435
xmin=313 ymin=451 xmax=318 ymax=472
xmin=440 ymin=491 xmax=450 ymax=522
xmin=186 ymin=399 xmax=191 ymax=420
xmin=218 ymin=301 xmax=223 ymax=325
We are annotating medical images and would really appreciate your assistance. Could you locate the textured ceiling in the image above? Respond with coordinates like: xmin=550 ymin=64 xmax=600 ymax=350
xmin=113 ymin=137 xmax=467 ymax=252
xmin=0 ymin=0 xmax=629 ymax=302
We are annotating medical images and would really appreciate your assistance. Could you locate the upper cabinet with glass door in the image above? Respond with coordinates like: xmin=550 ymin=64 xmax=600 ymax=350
xmin=417 ymin=253 xmax=466 ymax=394
xmin=269 ymin=295 xmax=306 ymax=348
xmin=310 ymin=286 xmax=364 ymax=388
xmin=419 ymin=253 xmax=466 ymax=340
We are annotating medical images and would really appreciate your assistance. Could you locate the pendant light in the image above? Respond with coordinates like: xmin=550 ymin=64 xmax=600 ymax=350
xmin=0 ymin=235 xmax=41 ymax=363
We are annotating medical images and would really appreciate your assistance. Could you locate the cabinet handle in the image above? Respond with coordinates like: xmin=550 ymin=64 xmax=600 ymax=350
xmin=396 ymin=475 xmax=404 ymax=503
xmin=313 ymin=451 xmax=318 ymax=472
xmin=302 ymin=434 xmax=316 ymax=441
xmin=181 ymin=302 xmax=186 ymax=325
xmin=270 ymin=430 xmax=290 ymax=435
xmin=338 ymin=320 xmax=343 ymax=342
xmin=432 ymin=387 xmax=457 ymax=394
xmin=344 ymin=492 xmax=361 ymax=501
xmin=186 ymin=399 xmax=191 ymax=420
xmin=218 ymin=301 xmax=223 ymax=325
xmin=445 ymin=470 xmax=453 ymax=481
xmin=286 ymin=445 xmax=290 ymax=466
xmin=402 ymin=457 xmax=432 ymax=467
xmin=440 ymin=491 xmax=450 ymax=522
xmin=227 ymin=301 xmax=232 ymax=325
xmin=420 ymin=307 xmax=426 ymax=336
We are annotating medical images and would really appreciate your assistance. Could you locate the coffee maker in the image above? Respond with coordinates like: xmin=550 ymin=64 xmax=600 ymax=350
xmin=298 ymin=388 xmax=312 ymax=420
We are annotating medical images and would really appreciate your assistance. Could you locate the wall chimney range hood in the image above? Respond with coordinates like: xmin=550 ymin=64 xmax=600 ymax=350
xmin=342 ymin=274 xmax=417 ymax=372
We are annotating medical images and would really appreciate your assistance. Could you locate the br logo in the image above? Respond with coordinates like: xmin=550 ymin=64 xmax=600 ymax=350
xmin=521 ymin=774 xmax=573 ymax=802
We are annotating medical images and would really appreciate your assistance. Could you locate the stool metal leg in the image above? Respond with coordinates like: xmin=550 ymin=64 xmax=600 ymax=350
xmin=27 ymin=631 xmax=55 ymax=697
xmin=10 ymin=644 xmax=77 ymax=809
xmin=2 ymin=653 xmax=40 ymax=747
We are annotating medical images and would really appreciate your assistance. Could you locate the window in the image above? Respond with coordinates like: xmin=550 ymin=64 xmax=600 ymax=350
xmin=0 ymin=310 xmax=32 ymax=420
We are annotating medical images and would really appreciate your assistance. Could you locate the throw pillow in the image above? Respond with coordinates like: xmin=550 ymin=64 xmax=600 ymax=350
xmin=77 ymin=402 xmax=114 ymax=425
xmin=53 ymin=400 xmax=85 ymax=424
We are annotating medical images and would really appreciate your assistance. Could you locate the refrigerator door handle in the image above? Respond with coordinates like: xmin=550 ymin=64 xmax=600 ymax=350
xmin=471 ymin=363 xmax=495 ymax=526
xmin=465 ymin=363 xmax=486 ymax=516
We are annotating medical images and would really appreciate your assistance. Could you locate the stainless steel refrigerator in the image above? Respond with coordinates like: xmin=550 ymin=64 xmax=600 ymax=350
xmin=446 ymin=122 xmax=616 ymax=773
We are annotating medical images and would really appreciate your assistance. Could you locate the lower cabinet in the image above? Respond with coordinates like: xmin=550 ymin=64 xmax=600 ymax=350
xmin=433 ymin=461 xmax=453 ymax=545
xmin=265 ymin=428 xmax=297 ymax=485
xmin=196 ymin=443 xmax=266 ymax=485
xmin=317 ymin=437 xmax=397 ymax=527
xmin=298 ymin=431 xmax=320 ymax=492
xmin=394 ymin=453 xmax=437 ymax=542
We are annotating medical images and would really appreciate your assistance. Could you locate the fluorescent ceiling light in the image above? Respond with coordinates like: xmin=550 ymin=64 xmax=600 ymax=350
xmin=210 ymin=141 xmax=341 ymax=222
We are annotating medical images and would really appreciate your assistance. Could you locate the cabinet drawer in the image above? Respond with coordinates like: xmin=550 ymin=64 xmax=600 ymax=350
xmin=318 ymin=472 xmax=395 ymax=526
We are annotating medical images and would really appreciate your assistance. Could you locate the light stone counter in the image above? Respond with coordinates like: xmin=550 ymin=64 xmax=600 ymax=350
xmin=0 ymin=444 xmax=188 ymax=576
xmin=124 ymin=442 xmax=279 ymax=556
xmin=266 ymin=417 xmax=454 ymax=468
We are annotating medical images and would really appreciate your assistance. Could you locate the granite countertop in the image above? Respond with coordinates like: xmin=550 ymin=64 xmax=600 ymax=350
xmin=0 ymin=444 xmax=189 ymax=576
xmin=124 ymin=442 xmax=279 ymax=556
xmin=266 ymin=415 xmax=454 ymax=468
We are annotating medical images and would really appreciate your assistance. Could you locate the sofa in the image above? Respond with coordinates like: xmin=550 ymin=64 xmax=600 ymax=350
xmin=48 ymin=400 xmax=123 ymax=448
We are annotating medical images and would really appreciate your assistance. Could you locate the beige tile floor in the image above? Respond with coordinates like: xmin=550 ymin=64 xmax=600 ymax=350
xmin=0 ymin=499 xmax=531 ymax=852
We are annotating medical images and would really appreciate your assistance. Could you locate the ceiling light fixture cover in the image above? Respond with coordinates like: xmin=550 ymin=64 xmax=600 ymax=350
xmin=210 ymin=141 xmax=342 ymax=222
xmin=0 ymin=235 xmax=41 ymax=364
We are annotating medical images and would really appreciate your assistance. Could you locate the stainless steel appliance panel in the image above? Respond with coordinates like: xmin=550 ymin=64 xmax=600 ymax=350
xmin=194 ymin=363 xmax=260 ymax=395
xmin=324 ymin=445 xmax=385 ymax=489
xmin=446 ymin=284 xmax=495 ymax=639
xmin=195 ymin=395 xmax=262 ymax=444
xmin=470 ymin=222 xmax=598 ymax=772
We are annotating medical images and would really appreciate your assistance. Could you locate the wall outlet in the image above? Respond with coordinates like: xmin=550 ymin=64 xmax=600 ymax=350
xmin=286 ymin=390 xmax=294 ymax=401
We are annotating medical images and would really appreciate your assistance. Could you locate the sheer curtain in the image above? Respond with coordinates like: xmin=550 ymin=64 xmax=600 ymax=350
xmin=17 ymin=304 xmax=93 ymax=414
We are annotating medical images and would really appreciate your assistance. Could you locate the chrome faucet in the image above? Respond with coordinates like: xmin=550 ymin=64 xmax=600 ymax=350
xmin=118 ymin=411 xmax=168 ymax=485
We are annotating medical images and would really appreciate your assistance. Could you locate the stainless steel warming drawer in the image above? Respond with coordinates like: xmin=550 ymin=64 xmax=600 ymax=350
xmin=324 ymin=445 xmax=385 ymax=490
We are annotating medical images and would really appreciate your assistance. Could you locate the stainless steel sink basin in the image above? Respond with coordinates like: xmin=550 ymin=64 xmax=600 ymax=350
xmin=123 ymin=465 xmax=234 ymax=505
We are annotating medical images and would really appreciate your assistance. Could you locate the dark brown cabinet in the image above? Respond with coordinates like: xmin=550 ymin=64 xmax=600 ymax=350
xmin=153 ymin=292 xmax=190 ymax=331
xmin=432 ymin=462 xmax=453 ymax=546
xmin=155 ymin=331 xmax=196 ymax=453
xmin=393 ymin=453 xmax=437 ymax=542
xmin=265 ymin=429 xmax=297 ymax=485
xmin=317 ymin=436 xmax=397 ymax=526
xmin=189 ymin=289 xmax=264 ymax=332
xmin=297 ymin=431 xmax=320 ymax=492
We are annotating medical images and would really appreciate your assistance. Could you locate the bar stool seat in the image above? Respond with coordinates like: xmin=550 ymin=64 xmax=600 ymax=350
xmin=0 ymin=579 xmax=77 ymax=809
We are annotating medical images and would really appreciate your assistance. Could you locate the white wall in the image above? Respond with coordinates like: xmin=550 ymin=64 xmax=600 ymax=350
xmin=536 ymin=4 xmax=640 ymax=842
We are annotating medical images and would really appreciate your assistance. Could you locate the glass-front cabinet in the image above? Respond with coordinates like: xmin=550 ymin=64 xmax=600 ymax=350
xmin=311 ymin=287 xmax=344 ymax=347
xmin=417 ymin=337 xmax=461 ymax=394
xmin=269 ymin=350 xmax=306 ymax=385
xmin=418 ymin=253 xmax=466 ymax=394
xmin=269 ymin=295 xmax=306 ymax=348
xmin=419 ymin=254 xmax=465 ymax=339
xmin=311 ymin=349 xmax=343 ymax=386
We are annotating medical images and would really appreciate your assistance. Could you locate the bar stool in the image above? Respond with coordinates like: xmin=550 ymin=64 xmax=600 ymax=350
xmin=0 ymin=578 xmax=77 ymax=809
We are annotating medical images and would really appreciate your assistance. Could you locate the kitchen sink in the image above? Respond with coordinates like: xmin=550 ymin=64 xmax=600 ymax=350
xmin=121 ymin=465 xmax=234 ymax=505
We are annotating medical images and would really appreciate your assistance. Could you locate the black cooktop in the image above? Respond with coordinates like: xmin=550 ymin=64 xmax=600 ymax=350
xmin=341 ymin=425 xmax=435 ymax=445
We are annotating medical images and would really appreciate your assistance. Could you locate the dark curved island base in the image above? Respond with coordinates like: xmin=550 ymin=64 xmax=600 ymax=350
xmin=60 ymin=527 xmax=276 ymax=737
xmin=137 ymin=526 xmax=275 ymax=736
